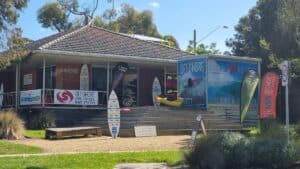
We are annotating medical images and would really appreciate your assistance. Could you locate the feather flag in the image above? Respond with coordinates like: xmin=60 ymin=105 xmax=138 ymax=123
xmin=240 ymin=70 xmax=259 ymax=123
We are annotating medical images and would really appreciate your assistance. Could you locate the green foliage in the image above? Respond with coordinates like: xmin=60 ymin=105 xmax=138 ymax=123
xmin=227 ymin=0 xmax=300 ymax=76
xmin=185 ymin=132 xmax=250 ymax=169
xmin=0 ymin=110 xmax=24 ymax=140
xmin=161 ymin=35 xmax=180 ymax=48
xmin=36 ymin=2 xmax=178 ymax=47
xmin=0 ymin=151 xmax=181 ymax=169
xmin=186 ymin=41 xmax=220 ymax=55
xmin=0 ymin=0 xmax=28 ymax=32
xmin=0 ymin=140 xmax=41 ymax=155
xmin=37 ymin=2 xmax=70 ymax=32
xmin=251 ymin=137 xmax=296 ymax=169
xmin=186 ymin=125 xmax=298 ymax=169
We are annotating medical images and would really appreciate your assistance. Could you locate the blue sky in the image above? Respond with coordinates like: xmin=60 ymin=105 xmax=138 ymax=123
xmin=17 ymin=0 xmax=257 ymax=52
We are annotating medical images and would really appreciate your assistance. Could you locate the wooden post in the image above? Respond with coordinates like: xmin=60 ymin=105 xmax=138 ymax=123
xmin=42 ymin=55 xmax=46 ymax=107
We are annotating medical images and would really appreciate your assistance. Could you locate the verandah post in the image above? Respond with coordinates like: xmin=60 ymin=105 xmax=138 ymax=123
xmin=42 ymin=55 xmax=46 ymax=107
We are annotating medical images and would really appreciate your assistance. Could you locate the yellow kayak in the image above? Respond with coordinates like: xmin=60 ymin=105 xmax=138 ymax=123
xmin=156 ymin=96 xmax=184 ymax=107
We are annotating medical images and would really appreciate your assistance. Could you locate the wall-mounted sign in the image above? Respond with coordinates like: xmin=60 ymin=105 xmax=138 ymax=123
xmin=20 ymin=89 xmax=41 ymax=105
xmin=54 ymin=89 xmax=98 ymax=105
xmin=23 ymin=74 xmax=32 ymax=85
xmin=177 ymin=58 xmax=207 ymax=108
xmin=279 ymin=60 xmax=289 ymax=86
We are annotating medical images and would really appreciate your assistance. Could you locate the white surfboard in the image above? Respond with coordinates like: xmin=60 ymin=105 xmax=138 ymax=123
xmin=152 ymin=77 xmax=162 ymax=107
xmin=80 ymin=64 xmax=89 ymax=90
xmin=0 ymin=83 xmax=3 ymax=108
xmin=107 ymin=90 xmax=120 ymax=138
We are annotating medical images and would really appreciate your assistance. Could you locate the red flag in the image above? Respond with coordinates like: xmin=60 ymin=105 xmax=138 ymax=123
xmin=259 ymin=72 xmax=280 ymax=119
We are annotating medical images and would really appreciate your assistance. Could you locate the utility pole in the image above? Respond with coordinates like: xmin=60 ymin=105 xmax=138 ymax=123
xmin=193 ymin=29 xmax=196 ymax=55
xmin=279 ymin=60 xmax=290 ymax=142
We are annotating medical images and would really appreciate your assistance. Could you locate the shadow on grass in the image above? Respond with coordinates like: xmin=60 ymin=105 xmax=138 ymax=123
xmin=25 ymin=166 xmax=47 ymax=169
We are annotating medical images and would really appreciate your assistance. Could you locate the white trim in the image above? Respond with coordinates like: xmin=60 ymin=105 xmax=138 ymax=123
xmin=180 ymin=54 xmax=262 ymax=63
xmin=32 ymin=49 xmax=178 ymax=64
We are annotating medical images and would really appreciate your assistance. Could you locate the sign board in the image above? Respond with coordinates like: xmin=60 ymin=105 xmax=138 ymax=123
xmin=177 ymin=57 xmax=207 ymax=108
xmin=279 ymin=60 xmax=289 ymax=86
xmin=20 ymin=89 xmax=41 ymax=105
xmin=54 ymin=89 xmax=98 ymax=105
xmin=134 ymin=125 xmax=157 ymax=137
xmin=23 ymin=74 xmax=32 ymax=85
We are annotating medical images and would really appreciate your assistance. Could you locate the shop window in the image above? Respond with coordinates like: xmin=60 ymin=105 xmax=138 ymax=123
xmin=37 ymin=66 xmax=56 ymax=89
xmin=112 ymin=66 xmax=137 ymax=107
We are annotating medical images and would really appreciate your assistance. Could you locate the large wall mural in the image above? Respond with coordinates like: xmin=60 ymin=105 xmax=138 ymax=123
xmin=207 ymin=59 xmax=259 ymax=125
xmin=177 ymin=58 xmax=207 ymax=108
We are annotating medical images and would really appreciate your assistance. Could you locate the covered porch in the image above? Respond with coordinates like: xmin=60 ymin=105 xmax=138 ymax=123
xmin=0 ymin=50 xmax=178 ymax=110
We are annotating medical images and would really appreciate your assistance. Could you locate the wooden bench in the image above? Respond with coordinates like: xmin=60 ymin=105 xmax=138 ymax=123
xmin=45 ymin=127 xmax=101 ymax=139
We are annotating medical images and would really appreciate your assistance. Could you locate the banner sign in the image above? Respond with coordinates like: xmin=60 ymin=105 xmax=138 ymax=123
xmin=260 ymin=72 xmax=279 ymax=119
xmin=240 ymin=70 xmax=259 ymax=123
xmin=177 ymin=57 xmax=207 ymax=108
xmin=279 ymin=60 xmax=289 ymax=86
xmin=54 ymin=89 xmax=98 ymax=105
xmin=20 ymin=89 xmax=41 ymax=105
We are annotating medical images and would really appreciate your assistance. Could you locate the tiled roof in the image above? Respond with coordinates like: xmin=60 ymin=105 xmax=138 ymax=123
xmin=28 ymin=25 xmax=194 ymax=60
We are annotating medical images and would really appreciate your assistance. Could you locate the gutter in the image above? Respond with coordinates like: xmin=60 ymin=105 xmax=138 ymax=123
xmin=32 ymin=49 xmax=178 ymax=64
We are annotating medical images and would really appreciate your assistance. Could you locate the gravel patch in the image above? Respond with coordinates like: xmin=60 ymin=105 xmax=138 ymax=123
xmin=10 ymin=135 xmax=190 ymax=153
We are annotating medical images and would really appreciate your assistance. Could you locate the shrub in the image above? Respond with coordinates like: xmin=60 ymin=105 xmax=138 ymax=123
xmin=185 ymin=132 xmax=250 ymax=169
xmin=185 ymin=133 xmax=225 ymax=169
xmin=250 ymin=137 xmax=296 ymax=169
xmin=0 ymin=110 xmax=24 ymax=139
xmin=23 ymin=109 xmax=55 ymax=129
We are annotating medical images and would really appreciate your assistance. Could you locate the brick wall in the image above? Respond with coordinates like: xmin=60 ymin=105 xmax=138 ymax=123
xmin=0 ymin=71 xmax=15 ymax=92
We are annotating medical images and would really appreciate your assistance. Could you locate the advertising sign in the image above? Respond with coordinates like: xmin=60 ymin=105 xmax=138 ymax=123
xmin=20 ymin=89 xmax=41 ymax=105
xmin=23 ymin=74 xmax=32 ymax=85
xmin=279 ymin=60 xmax=289 ymax=86
xmin=177 ymin=57 xmax=207 ymax=108
xmin=54 ymin=89 xmax=98 ymax=105
xmin=260 ymin=72 xmax=280 ymax=119
xmin=207 ymin=59 xmax=259 ymax=123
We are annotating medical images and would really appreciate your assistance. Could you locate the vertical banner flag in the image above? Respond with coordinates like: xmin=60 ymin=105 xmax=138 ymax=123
xmin=240 ymin=70 xmax=259 ymax=123
xmin=259 ymin=72 xmax=279 ymax=119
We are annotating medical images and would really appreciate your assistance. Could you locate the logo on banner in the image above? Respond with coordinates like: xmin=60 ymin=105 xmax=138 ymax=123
xmin=56 ymin=90 xmax=74 ymax=103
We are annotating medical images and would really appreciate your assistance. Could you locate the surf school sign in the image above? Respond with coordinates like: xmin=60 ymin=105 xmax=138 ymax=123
xmin=20 ymin=89 xmax=41 ymax=105
xmin=177 ymin=57 xmax=207 ymax=108
xmin=54 ymin=89 xmax=98 ymax=105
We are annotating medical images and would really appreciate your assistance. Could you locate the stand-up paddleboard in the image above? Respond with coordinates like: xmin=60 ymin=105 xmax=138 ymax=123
xmin=152 ymin=77 xmax=162 ymax=107
xmin=80 ymin=64 xmax=89 ymax=90
xmin=107 ymin=90 xmax=120 ymax=138
xmin=0 ymin=83 xmax=3 ymax=108
xmin=240 ymin=69 xmax=259 ymax=123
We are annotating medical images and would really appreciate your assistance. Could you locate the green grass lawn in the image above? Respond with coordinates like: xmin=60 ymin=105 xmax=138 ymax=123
xmin=0 ymin=151 xmax=183 ymax=169
xmin=0 ymin=140 xmax=41 ymax=155
xmin=24 ymin=130 xmax=45 ymax=139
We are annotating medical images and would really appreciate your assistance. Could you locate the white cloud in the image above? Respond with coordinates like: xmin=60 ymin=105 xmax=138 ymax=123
xmin=149 ymin=1 xmax=160 ymax=8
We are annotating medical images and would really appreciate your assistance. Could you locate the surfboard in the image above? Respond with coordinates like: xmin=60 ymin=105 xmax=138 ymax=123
xmin=152 ymin=77 xmax=162 ymax=107
xmin=0 ymin=83 xmax=3 ymax=108
xmin=80 ymin=64 xmax=89 ymax=90
xmin=107 ymin=90 xmax=120 ymax=138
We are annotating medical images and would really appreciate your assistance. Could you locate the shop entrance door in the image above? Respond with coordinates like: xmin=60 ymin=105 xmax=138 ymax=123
xmin=92 ymin=67 xmax=107 ymax=105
